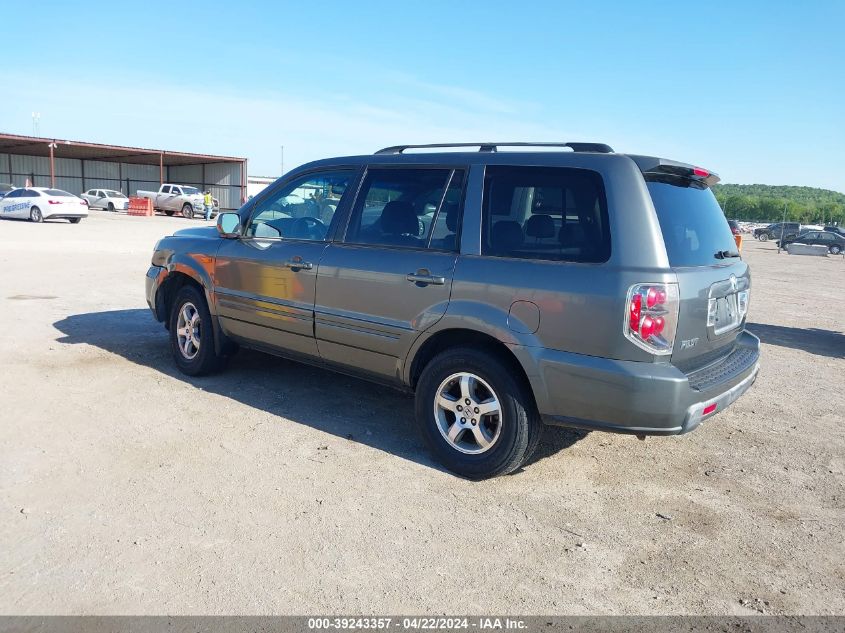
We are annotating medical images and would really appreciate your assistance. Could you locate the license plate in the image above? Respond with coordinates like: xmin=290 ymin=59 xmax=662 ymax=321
xmin=711 ymin=293 xmax=740 ymax=335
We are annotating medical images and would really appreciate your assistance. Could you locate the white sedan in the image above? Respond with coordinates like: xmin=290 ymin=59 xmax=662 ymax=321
xmin=81 ymin=188 xmax=130 ymax=211
xmin=0 ymin=187 xmax=89 ymax=223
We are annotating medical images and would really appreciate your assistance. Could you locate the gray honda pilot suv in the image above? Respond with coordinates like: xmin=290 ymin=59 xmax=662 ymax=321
xmin=146 ymin=142 xmax=760 ymax=478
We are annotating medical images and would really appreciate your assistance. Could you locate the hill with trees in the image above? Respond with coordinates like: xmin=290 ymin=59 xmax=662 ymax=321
xmin=712 ymin=183 xmax=845 ymax=225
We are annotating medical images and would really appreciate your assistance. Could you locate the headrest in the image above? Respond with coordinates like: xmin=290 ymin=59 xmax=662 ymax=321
xmin=491 ymin=220 xmax=524 ymax=252
xmin=525 ymin=214 xmax=555 ymax=238
xmin=380 ymin=201 xmax=418 ymax=236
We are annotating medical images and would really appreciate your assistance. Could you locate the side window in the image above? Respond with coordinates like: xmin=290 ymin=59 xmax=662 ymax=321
xmin=5 ymin=189 xmax=21 ymax=198
xmin=344 ymin=167 xmax=456 ymax=249
xmin=171 ymin=187 xmax=181 ymax=195
xmin=161 ymin=186 xmax=171 ymax=194
xmin=481 ymin=165 xmax=610 ymax=263
xmin=247 ymin=170 xmax=354 ymax=241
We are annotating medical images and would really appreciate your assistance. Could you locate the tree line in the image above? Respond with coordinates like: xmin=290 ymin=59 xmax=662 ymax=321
xmin=712 ymin=184 xmax=845 ymax=225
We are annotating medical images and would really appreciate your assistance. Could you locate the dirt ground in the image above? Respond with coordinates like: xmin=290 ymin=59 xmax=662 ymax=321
xmin=0 ymin=211 xmax=842 ymax=615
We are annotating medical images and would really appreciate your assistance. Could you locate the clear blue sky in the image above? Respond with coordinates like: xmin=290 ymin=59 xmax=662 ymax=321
xmin=2 ymin=0 xmax=843 ymax=191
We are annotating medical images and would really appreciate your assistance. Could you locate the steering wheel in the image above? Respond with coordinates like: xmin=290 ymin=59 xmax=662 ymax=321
xmin=291 ymin=216 xmax=327 ymax=240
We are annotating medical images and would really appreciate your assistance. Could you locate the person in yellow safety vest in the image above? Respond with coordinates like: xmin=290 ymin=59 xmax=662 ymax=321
xmin=203 ymin=190 xmax=214 ymax=220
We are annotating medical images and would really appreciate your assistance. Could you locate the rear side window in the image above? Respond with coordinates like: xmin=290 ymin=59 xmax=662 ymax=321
xmin=345 ymin=167 xmax=462 ymax=250
xmin=647 ymin=177 xmax=737 ymax=266
xmin=481 ymin=166 xmax=610 ymax=263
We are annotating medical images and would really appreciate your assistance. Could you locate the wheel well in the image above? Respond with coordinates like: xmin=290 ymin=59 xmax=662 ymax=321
xmin=409 ymin=329 xmax=536 ymax=404
xmin=157 ymin=272 xmax=203 ymax=327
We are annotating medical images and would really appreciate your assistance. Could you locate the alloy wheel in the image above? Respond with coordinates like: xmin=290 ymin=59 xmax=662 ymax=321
xmin=176 ymin=301 xmax=202 ymax=360
xmin=434 ymin=372 xmax=502 ymax=454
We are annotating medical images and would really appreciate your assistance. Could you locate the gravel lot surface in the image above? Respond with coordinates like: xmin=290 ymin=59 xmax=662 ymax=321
xmin=0 ymin=212 xmax=842 ymax=615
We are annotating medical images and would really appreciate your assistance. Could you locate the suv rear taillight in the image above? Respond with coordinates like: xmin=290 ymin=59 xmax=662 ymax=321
xmin=624 ymin=283 xmax=679 ymax=355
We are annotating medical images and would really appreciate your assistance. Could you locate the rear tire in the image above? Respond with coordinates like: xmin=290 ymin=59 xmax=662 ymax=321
xmin=759 ymin=233 xmax=769 ymax=242
xmin=168 ymin=285 xmax=223 ymax=376
xmin=164 ymin=210 xmax=175 ymax=217
xmin=30 ymin=206 xmax=43 ymax=223
xmin=69 ymin=218 xmax=82 ymax=224
xmin=415 ymin=347 xmax=542 ymax=479
xmin=182 ymin=204 xmax=194 ymax=219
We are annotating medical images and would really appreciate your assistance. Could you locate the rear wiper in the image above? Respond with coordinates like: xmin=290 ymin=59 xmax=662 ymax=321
xmin=714 ymin=250 xmax=741 ymax=259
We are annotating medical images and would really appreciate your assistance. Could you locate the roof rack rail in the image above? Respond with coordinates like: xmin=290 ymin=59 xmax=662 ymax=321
xmin=374 ymin=142 xmax=615 ymax=155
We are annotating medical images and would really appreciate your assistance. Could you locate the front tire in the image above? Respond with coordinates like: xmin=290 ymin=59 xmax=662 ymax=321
xmin=759 ymin=233 xmax=769 ymax=242
xmin=168 ymin=285 xmax=223 ymax=376
xmin=182 ymin=204 xmax=194 ymax=219
xmin=830 ymin=244 xmax=842 ymax=255
xmin=69 ymin=218 xmax=82 ymax=224
xmin=30 ymin=206 xmax=43 ymax=223
xmin=415 ymin=348 xmax=542 ymax=479
xmin=107 ymin=202 xmax=115 ymax=212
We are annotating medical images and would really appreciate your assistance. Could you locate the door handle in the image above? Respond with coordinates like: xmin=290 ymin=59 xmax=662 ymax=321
xmin=284 ymin=258 xmax=313 ymax=270
xmin=406 ymin=271 xmax=446 ymax=285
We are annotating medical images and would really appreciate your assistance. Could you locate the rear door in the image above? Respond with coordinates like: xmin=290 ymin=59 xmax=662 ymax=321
xmin=315 ymin=167 xmax=464 ymax=380
xmin=213 ymin=168 xmax=358 ymax=357
xmin=646 ymin=176 xmax=750 ymax=369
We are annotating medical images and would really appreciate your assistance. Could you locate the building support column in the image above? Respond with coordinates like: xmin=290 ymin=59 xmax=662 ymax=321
xmin=241 ymin=160 xmax=247 ymax=203
xmin=49 ymin=141 xmax=56 ymax=188
xmin=159 ymin=153 xmax=164 ymax=185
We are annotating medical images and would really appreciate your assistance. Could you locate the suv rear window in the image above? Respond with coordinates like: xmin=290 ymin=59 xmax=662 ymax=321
xmin=647 ymin=177 xmax=738 ymax=267
xmin=481 ymin=166 xmax=610 ymax=263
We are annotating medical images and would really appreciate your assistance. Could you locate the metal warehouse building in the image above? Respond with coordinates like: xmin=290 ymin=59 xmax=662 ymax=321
xmin=0 ymin=133 xmax=247 ymax=211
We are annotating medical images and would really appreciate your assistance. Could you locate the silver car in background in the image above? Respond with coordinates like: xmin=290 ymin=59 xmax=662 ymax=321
xmin=81 ymin=189 xmax=130 ymax=212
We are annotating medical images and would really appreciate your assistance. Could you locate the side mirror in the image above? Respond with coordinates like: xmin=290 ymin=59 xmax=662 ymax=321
xmin=217 ymin=213 xmax=241 ymax=238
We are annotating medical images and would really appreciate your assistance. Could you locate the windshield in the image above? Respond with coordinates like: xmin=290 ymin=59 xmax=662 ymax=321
xmin=105 ymin=190 xmax=127 ymax=198
xmin=647 ymin=177 xmax=738 ymax=266
xmin=181 ymin=186 xmax=200 ymax=195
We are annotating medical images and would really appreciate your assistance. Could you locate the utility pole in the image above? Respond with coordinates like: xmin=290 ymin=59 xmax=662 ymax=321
xmin=280 ymin=145 xmax=285 ymax=176
xmin=778 ymin=202 xmax=788 ymax=254
xmin=32 ymin=112 xmax=40 ymax=136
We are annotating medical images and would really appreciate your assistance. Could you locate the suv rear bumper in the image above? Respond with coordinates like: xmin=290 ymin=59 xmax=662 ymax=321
xmin=525 ymin=330 xmax=760 ymax=435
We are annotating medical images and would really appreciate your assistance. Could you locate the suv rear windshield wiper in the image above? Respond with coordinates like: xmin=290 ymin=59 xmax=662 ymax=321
xmin=714 ymin=250 xmax=741 ymax=259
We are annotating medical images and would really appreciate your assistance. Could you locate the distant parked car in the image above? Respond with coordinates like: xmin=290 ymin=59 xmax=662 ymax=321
xmin=754 ymin=222 xmax=800 ymax=242
xmin=727 ymin=219 xmax=740 ymax=235
xmin=136 ymin=184 xmax=218 ymax=219
xmin=0 ymin=183 xmax=14 ymax=199
xmin=81 ymin=188 xmax=129 ymax=211
xmin=778 ymin=230 xmax=845 ymax=254
xmin=0 ymin=187 xmax=88 ymax=223
xmin=823 ymin=225 xmax=845 ymax=237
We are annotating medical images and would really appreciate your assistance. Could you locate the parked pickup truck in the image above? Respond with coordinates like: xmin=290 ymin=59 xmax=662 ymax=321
xmin=137 ymin=184 xmax=218 ymax=219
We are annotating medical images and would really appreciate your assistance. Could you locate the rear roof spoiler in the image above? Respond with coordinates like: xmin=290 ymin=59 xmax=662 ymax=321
xmin=628 ymin=155 xmax=720 ymax=187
